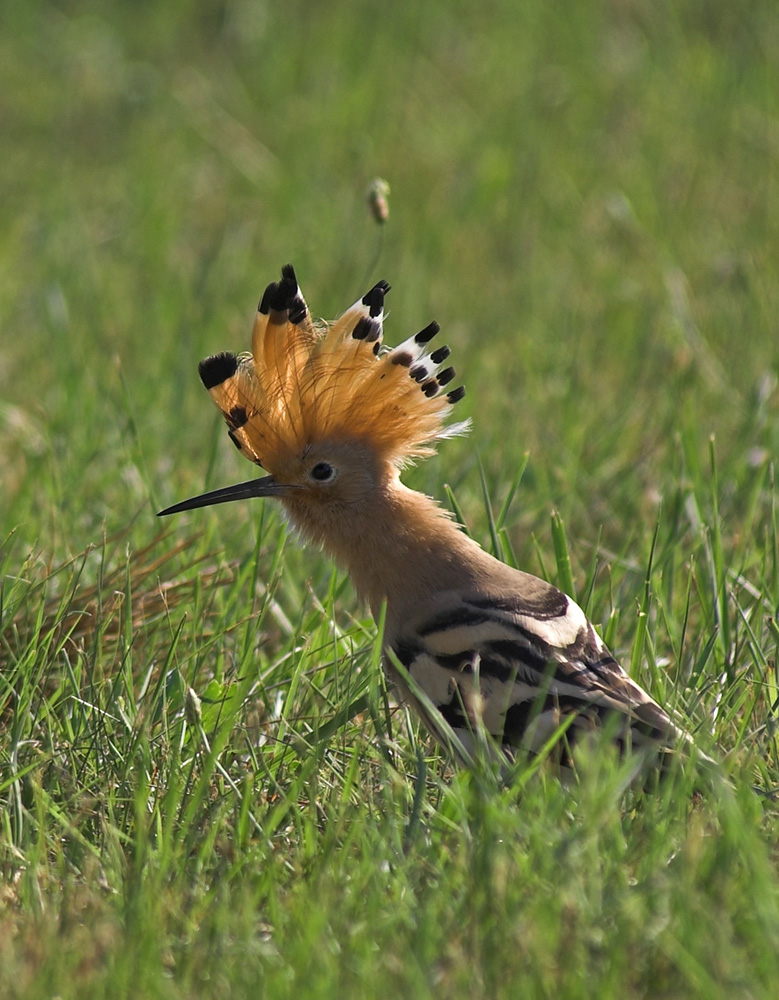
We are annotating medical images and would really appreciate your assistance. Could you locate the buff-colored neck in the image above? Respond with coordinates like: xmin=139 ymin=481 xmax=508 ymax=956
xmin=285 ymin=479 xmax=496 ymax=637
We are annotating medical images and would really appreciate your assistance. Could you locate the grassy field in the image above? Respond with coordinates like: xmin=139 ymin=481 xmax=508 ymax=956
xmin=2 ymin=0 xmax=779 ymax=996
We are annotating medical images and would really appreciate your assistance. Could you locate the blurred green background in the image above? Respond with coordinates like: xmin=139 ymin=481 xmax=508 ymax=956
xmin=2 ymin=0 xmax=776 ymax=562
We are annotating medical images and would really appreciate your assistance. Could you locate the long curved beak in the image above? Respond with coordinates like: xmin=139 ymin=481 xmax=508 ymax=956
xmin=157 ymin=474 xmax=287 ymax=516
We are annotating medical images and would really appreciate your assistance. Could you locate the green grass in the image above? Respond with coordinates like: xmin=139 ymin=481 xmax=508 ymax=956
xmin=2 ymin=0 xmax=779 ymax=996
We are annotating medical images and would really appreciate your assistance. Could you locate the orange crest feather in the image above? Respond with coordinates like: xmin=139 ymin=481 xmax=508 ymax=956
xmin=198 ymin=265 xmax=467 ymax=473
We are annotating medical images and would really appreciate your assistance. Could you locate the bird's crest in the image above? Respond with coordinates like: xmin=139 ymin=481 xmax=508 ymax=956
xmin=198 ymin=264 xmax=468 ymax=473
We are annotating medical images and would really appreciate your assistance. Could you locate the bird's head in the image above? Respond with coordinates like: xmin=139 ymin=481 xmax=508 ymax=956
xmin=158 ymin=264 xmax=468 ymax=541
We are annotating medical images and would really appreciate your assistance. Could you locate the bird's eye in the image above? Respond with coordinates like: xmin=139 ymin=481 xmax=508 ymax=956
xmin=310 ymin=462 xmax=336 ymax=482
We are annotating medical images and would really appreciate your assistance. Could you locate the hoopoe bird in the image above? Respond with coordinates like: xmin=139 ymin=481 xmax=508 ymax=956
xmin=159 ymin=264 xmax=696 ymax=770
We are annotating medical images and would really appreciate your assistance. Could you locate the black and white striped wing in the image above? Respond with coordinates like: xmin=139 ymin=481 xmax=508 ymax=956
xmin=392 ymin=588 xmax=679 ymax=761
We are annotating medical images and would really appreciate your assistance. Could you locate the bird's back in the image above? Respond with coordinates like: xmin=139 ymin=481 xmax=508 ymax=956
xmin=386 ymin=559 xmax=682 ymax=766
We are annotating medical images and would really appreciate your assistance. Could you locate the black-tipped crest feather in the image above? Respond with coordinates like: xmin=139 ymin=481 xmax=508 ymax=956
xmin=194 ymin=265 xmax=468 ymax=473
xmin=199 ymin=352 xmax=239 ymax=389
